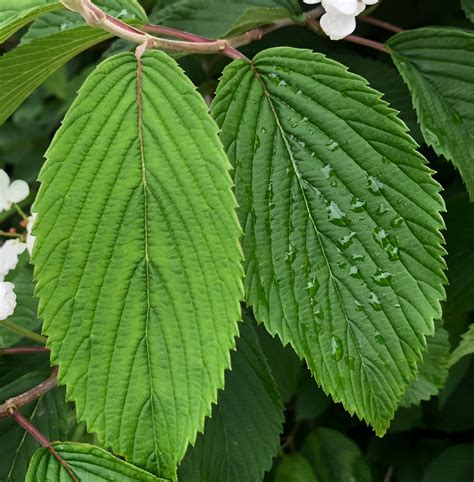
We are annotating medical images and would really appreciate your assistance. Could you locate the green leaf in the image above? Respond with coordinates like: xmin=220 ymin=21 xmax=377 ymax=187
xmin=301 ymin=428 xmax=372 ymax=482
xmin=450 ymin=324 xmax=474 ymax=367
xmin=26 ymin=443 xmax=167 ymax=481
xmin=179 ymin=321 xmax=284 ymax=482
xmin=388 ymin=28 xmax=474 ymax=199
xmin=151 ymin=0 xmax=301 ymax=39
xmin=0 ymin=0 xmax=62 ymax=44
xmin=461 ymin=0 xmax=474 ymax=22
xmin=0 ymin=26 xmax=112 ymax=126
xmin=21 ymin=0 xmax=147 ymax=43
xmin=0 ymin=254 xmax=41 ymax=348
xmin=33 ymin=51 xmax=242 ymax=479
xmin=399 ymin=326 xmax=450 ymax=407
xmin=212 ymin=47 xmax=446 ymax=435
xmin=422 ymin=444 xmax=474 ymax=482
xmin=274 ymin=453 xmax=319 ymax=482
xmin=443 ymin=190 xmax=474 ymax=342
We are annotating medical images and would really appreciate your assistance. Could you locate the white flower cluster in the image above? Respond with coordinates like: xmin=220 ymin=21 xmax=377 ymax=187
xmin=304 ymin=0 xmax=378 ymax=40
xmin=0 ymin=169 xmax=35 ymax=321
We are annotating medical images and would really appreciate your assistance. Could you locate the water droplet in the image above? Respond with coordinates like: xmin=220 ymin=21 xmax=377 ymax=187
xmin=367 ymin=176 xmax=384 ymax=195
xmin=355 ymin=300 xmax=363 ymax=311
xmin=321 ymin=164 xmax=333 ymax=180
xmin=285 ymin=244 xmax=296 ymax=263
xmin=278 ymin=79 xmax=287 ymax=87
xmin=306 ymin=272 xmax=319 ymax=297
xmin=368 ymin=292 xmax=382 ymax=311
xmin=375 ymin=331 xmax=385 ymax=343
xmin=327 ymin=201 xmax=350 ymax=227
xmin=331 ymin=336 xmax=344 ymax=362
xmin=349 ymin=265 xmax=362 ymax=278
xmin=337 ymin=260 xmax=348 ymax=269
xmin=345 ymin=356 xmax=355 ymax=370
xmin=390 ymin=216 xmax=404 ymax=228
xmin=327 ymin=140 xmax=340 ymax=152
xmin=376 ymin=203 xmax=390 ymax=215
xmin=394 ymin=303 xmax=401 ymax=308
xmin=296 ymin=89 xmax=303 ymax=95
xmin=372 ymin=268 xmax=392 ymax=286
xmin=373 ymin=226 xmax=389 ymax=248
xmin=351 ymin=253 xmax=365 ymax=261
xmin=350 ymin=196 xmax=366 ymax=213
xmin=314 ymin=305 xmax=324 ymax=320
xmin=386 ymin=245 xmax=400 ymax=261
xmin=338 ymin=231 xmax=356 ymax=249
xmin=274 ymin=255 xmax=280 ymax=261
xmin=260 ymin=127 xmax=267 ymax=134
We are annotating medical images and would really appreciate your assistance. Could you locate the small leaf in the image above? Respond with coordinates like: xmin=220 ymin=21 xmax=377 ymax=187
xmin=213 ymin=47 xmax=446 ymax=435
xmin=388 ymin=28 xmax=474 ymax=199
xmin=0 ymin=26 xmax=112 ymax=125
xmin=450 ymin=324 xmax=474 ymax=367
xmin=26 ymin=443 xmax=167 ymax=481
xmin=400 ymin=326 xmax=450 ymax=407
xmin=0 ymin=0 xmax=62 ymax=44
xmin=301 ymin=428 xmax=372 ymax=482
xmin=274 ymin=453 xmax=318 ymax=482
xmin=33 ymin=51 xmax=242 ymax=479
xmin=179 ymin=320 xmax=284 ymax=482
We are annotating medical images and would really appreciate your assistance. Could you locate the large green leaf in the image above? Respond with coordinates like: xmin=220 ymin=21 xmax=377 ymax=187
xmin=388 ymin=28 xmax=474 ymax=199
xmin=400 ymin=326 xmax=450 ymax=407
xmin=213 ymin=47 xmax=446 ymax=435
xmin=422 ymin=444 xmax=474 ymax=482
xmin=26 ymin=443 xmax=167 ymax=481
xmin=21 ymin=0 xmax=147 ymax=43
xmin=0 ymin=26 xmax=112 ymax=125
xmin=0 ymin=254 xmax=41 ymax=348
xmin=450 ymin=324 xmax=474 ymax=367
xmin=151 ymin=0 xmax=301 ymax=39
xmin=0 ymin=0 xmax=61 ymax=44
xmin=33 ymin=51 xmax=242 ymax=479
xmin=179 ymin=321 xmax=284 ymax=482
xmin=301 ymin=428 xmax=372 ymax=482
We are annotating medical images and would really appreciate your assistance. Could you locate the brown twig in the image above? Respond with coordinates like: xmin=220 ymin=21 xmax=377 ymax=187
xmin=344 ymin=33 xmax=389 ymax=53
xmin=0 ymin=346 xmax=49 ymax=355
xmin=11 ymin=410 xmax=79 ymax=481
xmin=359 ymin=15 xmax=403 ymax=33
xmin=383 ymin=465 xmax=395 ymax=482
xmin=0 ymin=367 xmax=58 ymax=419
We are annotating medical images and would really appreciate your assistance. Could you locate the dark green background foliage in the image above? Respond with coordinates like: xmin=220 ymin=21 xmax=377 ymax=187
xmin=1 ymin=0 xmax=474 ymax=481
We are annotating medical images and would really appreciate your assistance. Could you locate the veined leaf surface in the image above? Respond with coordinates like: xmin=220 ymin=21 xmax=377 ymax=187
xmin=213 ymin=47 xmax=446 ymax=434
xmin=33 ymin=51 xmax=242 ymax=479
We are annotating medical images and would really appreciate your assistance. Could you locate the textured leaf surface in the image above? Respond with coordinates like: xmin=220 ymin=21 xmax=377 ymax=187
xmin=151 ymin=0 xmax=301 ymax=39
xmin=0 ymin=26 xmax=112 ymax=125
xmin=301 ymin=428 xmax=372 ymax=482
xmin=21 ymin=0 xmax=147 ymax=43
xmin=213 ymin=47 xmax=446 ymax=435
xmin=450 ymin=324 xmax=474 ymax=367
xmin=274 ymin=453 xmax=318 ymax=482
xmin=388 ymin=28 xmax=474 ymax=199
xmin=400 ymin=326 xmax=450 ymax=407
xmin=33 ymin=51 xmax=242 ymax=479
xmin=26 ymin=443 xmax=166 ymax=481
xmin=0 ymin=0 xmax=61 ymax=43
xmin=179 ymin=321 xmax=284 ymax=482
xmin=0 ymin=254 xmax=41 ymax=348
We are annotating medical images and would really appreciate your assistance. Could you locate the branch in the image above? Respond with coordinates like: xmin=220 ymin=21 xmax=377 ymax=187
xmin=359 ymin=15 xmax=403 ymax=33
xmin=0 ymin=367 xmax=58 ymax=419
xmin=0 ymin=346 xmax=49 ymax=355
xmin=0 ymin=318 xmax=48 ymax=344
xmin=11 ymin=410 xmax=79 ymax=481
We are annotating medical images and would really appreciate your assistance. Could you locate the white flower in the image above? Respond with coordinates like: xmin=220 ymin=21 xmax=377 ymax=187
xmin=0 ymin=169 xmax=30 ymax=213
xmin=303 ymin=0 xmax=378 ymax=40
xmin=0 ymin=281 xmax=16 ymax=320
xmin=26 ymin=213 xmax=37 ymax=256
xmin=0 ymin=239 xmax=26 ymax=281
